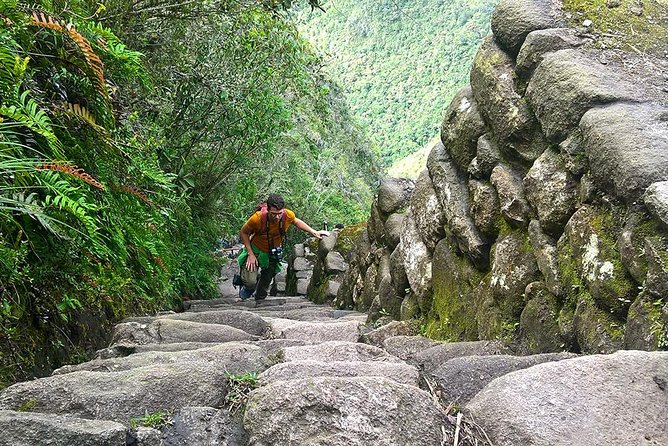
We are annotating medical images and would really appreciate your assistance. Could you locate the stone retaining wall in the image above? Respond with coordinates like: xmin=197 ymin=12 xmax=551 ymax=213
xmin=329 ymin=0 xmax=668 ymax=354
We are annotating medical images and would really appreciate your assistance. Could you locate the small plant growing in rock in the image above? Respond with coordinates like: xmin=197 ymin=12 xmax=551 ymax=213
xmin=18 ymin=399 xmax=38 ymax=412
xmin=225 ymin=371 xmax=259 ymax=412
xmin=130 ymin=411 xmax=172 ymax=429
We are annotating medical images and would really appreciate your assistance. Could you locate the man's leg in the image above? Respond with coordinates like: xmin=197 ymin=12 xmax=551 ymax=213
xmin=239 ymin=262 xmax=258 ymax=300
xmin=254 ymin=258 xmax=278 ymax=300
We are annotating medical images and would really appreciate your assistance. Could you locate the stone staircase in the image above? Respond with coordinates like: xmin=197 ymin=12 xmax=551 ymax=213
xmin=0 ymin=265 xmax=666 ymax=445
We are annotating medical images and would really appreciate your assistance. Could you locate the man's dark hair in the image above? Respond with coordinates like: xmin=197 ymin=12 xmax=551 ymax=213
xmin=267 ymin=194 xmax=285 ymax=210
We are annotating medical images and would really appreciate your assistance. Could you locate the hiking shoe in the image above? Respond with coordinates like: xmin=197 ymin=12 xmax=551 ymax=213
xmin=239 ymin=285 xmax=254 ymax=301
xmin=254 ymin=295 xmax=266 ymax=301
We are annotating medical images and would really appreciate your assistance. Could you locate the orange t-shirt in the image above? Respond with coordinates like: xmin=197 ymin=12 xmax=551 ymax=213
xmin=242 ymin=209 xmax=296 ymax=253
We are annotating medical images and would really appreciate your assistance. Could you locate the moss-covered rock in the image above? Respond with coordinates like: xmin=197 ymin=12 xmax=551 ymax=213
xmin=644 ymin=236 xmax=668 ymax=298
xmin=625 ymin=292 xmax=668 ymax=350
xmin=470 ymin=37 xmax=536 ymax=143
xmin=557 ymin=299 xmax=578 ymax=351
xmin=476 ymin=276 xmax=514 ymax=341
xmin=528 ymin=220 xmax=562 ymax=297
xmin=400 ymin=292 xmax=421 ymax=321
xmin=489 ymin=231 xmax=541 ymax=315
xmin=519 ymin=282 xmax=565 ymax=353
xmin=334 ymin=222 xmax=367 ymax=262
xmin=618 ymin=212 xmax=655 ymax=285
xmin=573 ymin=292 xmax=625 ymax=354
xmin=429 ymin=238 xmax=483 ymax=341
xmin=474 ymin=229 xmax=540 ymax=342
xmin=561 ymin=0 xmax=668 ymax=57
xmin=307 ymin=278 xmax=331 ymax=305
xmin=359 ymin=263 xmax=379 ymax=311
xmin=378 ymin=276 xmax=402 ymax=320
xmin=557 ymin=205 xmax=637 ymax=318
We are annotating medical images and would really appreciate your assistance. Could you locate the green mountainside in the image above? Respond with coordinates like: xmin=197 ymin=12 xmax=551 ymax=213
xmin=295 ymin=0 xmax=497 ymax=165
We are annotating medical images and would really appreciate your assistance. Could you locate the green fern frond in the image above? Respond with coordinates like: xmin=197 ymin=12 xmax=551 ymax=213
xmin=0 ymin=43 xmax=28 ymax=98
xmin=0 ymin=91 xmax=65 ymax=158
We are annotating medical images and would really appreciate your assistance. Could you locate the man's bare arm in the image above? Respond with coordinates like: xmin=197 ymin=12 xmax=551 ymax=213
xmin=294 ymin=218 xmax=328 ymax=239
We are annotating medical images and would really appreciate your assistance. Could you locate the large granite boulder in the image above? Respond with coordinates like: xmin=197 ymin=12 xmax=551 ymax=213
xmin=427 ymin=141 xmax=488 ymax=268
xmin=399 ymin=211 xmax=433 ymax=309
xmin=244 ymin=377 xmax=450 ymax=446
xmin=523 ymin=148 xmax=578 ymax=236
xmin=490 ymin=0 xmax=560 ymax=56
xmin=526 ymin=49 xmax=641 ymax=142
xmin=430 ymin=352 xmax=575 ymax=406
xmin=377 ymin=178 xmax=414 ymax=214
xmin=516 ymin=28 xmax=592 ymax=79
xmin=466 ymin=350 xmax=668 ymax=446
xmin=583 ymin=103 xmax=668 ymax=204
xmin=410 ymin=169 xmax=445 ymax=251
xmin=491 ymin=164 xmax=532 ymax=228
xmin=440 ymin=85 xmax=487 ymax=171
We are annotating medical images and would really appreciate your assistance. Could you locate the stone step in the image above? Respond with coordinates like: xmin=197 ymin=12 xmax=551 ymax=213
xmin=258 ymin=359 xmax=420 ymax=386
xmin=53 ymin=342 xmax=270 ymax=375
xmin=111 ymin=318 xmax=259 ymax=345
xmin=0 ymin=362 xmax=233 ymax=423
xmin=0 ymin=410 xmax=128 ymax=446
xmin=158 ymin=309 xmax=270 ymax=336
xmin=281 ymin=340 xmax=401 ymax=363
xmin=272 ymin=319 xmax=362 ymax=342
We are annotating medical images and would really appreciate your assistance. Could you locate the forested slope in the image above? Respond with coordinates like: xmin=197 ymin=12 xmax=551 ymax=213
xmin=296 ymin=0 xmax=497 ymax=165
xmin=0 ymin=0 xmax=379 ymax=387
